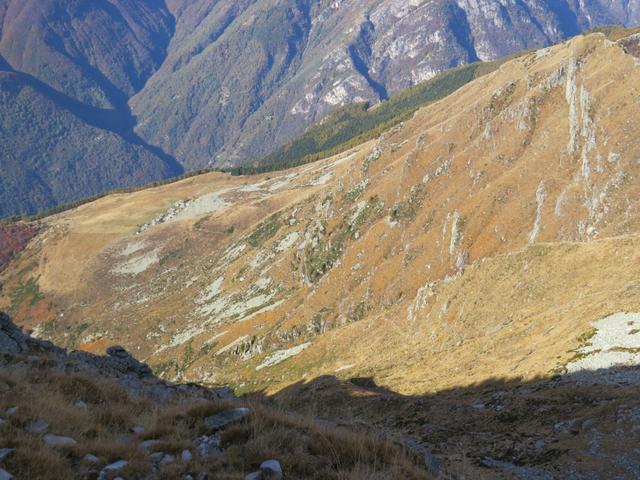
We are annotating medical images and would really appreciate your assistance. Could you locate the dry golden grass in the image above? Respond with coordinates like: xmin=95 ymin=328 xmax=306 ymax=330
xmin=0 ymin=353 xmax=430 ymax=479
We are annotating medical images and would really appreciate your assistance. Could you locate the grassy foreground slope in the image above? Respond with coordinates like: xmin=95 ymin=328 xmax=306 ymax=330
xmin=0 ymin=314 xmax=429 ymax=479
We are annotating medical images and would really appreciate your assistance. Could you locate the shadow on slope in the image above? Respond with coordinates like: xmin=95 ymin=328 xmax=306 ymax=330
xmin=254 ymin=366 xmax=640 ymax=479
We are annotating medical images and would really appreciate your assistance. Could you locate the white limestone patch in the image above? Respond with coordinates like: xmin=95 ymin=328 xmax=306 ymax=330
xmin=255 ymin=277 xmax=272 ymax=290
xmin=335 ymin=364 xmax=355 ymax=373
xmin=216 ymin=335 xmax=250 ymax=356
xmin=528 ymin=181 xmax=546 ymax=244
xmin=566 ymin=312 xmax=640 ymax=384
xmin=256 ymin=342 xmax=311 ymax=370
xmin=250 ymin=249 xmax=275 ymax=269
xmin=349 ymin=201 xmax=368 ymax=224
xmin=308 ymin=172 xmax=334 ymax=186
xmin=197 ymin=289 xmax=277 ymax=323
xmin=237 ymin=180 xmax=268 ymax=193
xmin=536 ymin=47 xmax=552 ymax=59
xmin=326 ymin=152 xmax=357 ymax=169
xmin=449 ymin=211 xmax=463 ymax=256
xmin=198 ymin=277 xmax=224 ymax=303
xmin=240 ymin=300 xmax=285 ymax=322
xmin=221 ymin=243 xmax=247 ymax=263
xmin=120 ymin=241 xmax=147 ymax=257
xmin=157 ymin=324 xmax=207 ymax=353
xmin=204 ymin=330 xmax=228 ymax=346
xmin=112 ymin=249 xmax=161 ymax=275
xmin=174 ymin=191 xmax=229 ymax=220
xmin=275 ymin=232 xmax=300 ymax=252
xmin=268 ymin=173 xmax=298 ymax=192
xmin=138 ymin=200 xmax=191 ymax=233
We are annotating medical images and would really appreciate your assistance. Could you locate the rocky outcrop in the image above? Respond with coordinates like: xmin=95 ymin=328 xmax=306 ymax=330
xmin=246 ymin=460 xmax=283 ymax=480
xmin=620 ymin=33 xmax=640 ymax=59
xmin=0 ymin=312 xmax=230 ymax=405
xmin=0 ymin=313 xmax=28 ymax=354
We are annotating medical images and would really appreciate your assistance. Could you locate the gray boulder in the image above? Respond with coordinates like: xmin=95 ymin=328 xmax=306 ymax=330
xmin=195 ymin=434 xmax=222 ymax=458
xmin=26 ymin=419 xmax=49 ymax=433
xmin=150 ymin=452 xmax=165 ymax=463
xmin=43 ymin=434 xmax=77 ymax=447
xmin=181 ymin=449 xmax=193 ymax=463
xmin=97 ymin=460 xmax=128 ymax=480
xmin=204 ymin=407 xmax=250 ymax=431
xmin=245 ymin=460 xmax=283 ymax=480
xmin=131 ymin=425 xmax=145 ymax=434
xmin=140 ymin=439 xmax=161 ymax=451
xmin=0 ymin=449 xmax=14 ymax=462
xmin=0 ymin=468 xmax=13 ymax=480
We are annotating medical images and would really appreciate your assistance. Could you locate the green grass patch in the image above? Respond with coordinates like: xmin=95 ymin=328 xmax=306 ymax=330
xmin=247 ymin=214 xmax=281 ymax=247
xmin=10 ymin=277 xmax=44 ymax=313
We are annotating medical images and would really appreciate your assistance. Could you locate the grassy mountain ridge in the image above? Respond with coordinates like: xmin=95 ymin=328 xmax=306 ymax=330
xmin=253 ymin=58 xmax=510 ymax=172
xmin=133 ymin=0 xmax=640 ymax=167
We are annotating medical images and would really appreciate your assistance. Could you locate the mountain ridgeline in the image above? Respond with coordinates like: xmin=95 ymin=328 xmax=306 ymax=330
xmin=1 ymin=0 xmax=640 ymax=218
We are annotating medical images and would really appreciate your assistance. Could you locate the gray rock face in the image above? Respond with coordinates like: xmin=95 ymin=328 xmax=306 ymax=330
xmin=0 ymin=468 xmax=13 ymax=480
xmin=0 ymin=449 xmax=14 ymax=462
xmin=0 ymin=313 xmax=28 ymax=353
xmin=204 ymin=407 xmax=251 ymax=431
xmin=195 ymin=434 xmax=223 ymax=458
xmin=620 ymin=33 xmax=640 ymax=59
xmin=106 ymin=346 xmax=154 ymax=378
xmin=0 ymin=314 xmax=233 ymax=409
xmin=97 ymin=460 xmax=128 ymax=480
xmin=133 ymin=0 xmax=640 ymax=169
xmin=245 ymin=459 xmax=283 ymax=480
xmin=43 ymin=434 xmax=77 ymax=447
xmin=25 ymin=419 xmax=49 ymax=433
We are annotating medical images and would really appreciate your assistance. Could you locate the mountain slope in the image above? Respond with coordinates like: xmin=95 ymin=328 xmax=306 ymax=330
xmin=0 ymin=0 xmax=174 ymax=108
xmin=2 ymin=30 xmax=640 ymax=477
xmin=133 ymin=0 xmax=640 ymax=168
xmin=0 ymin=0 xmax=182 ymax=218
xmin=2 ymin=0 xmax=639 ymax=219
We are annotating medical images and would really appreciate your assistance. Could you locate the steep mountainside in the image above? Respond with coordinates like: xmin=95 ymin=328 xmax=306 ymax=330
xmin=3 ymin=31 xmax=640 ymax=477
xmin=133 ymin=0 xmax=640 ymax=167
xmin=0 ymin=0 xmax=174 ymax=108
xmin=0 ymin=0 xmax=182 ymax=218
xmin=0 ymin=69 xmax=182 ymax=218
